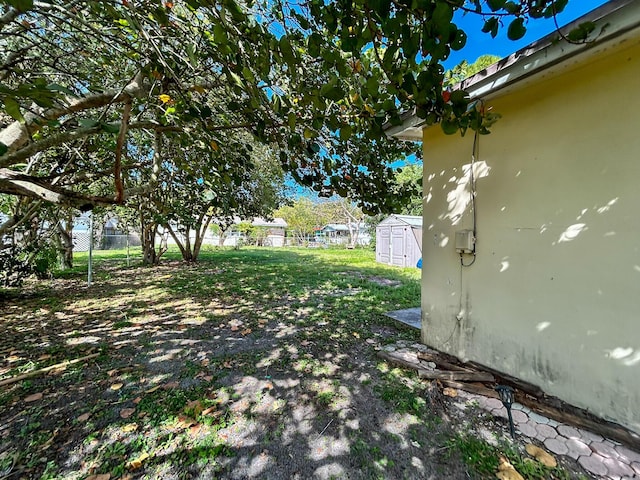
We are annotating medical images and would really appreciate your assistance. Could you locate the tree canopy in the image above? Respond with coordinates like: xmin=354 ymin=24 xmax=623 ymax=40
xmin=0 ymin=0 xmax=578 ymax=218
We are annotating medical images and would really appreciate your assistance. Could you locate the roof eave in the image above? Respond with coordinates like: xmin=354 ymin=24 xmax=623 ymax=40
xmin=386 ymin=0 xmax=640 ymax=142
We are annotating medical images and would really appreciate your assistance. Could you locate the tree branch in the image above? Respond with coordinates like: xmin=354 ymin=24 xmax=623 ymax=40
xmin=0 ymin=72 xmax=145 ymax=156
xmin=0 ymin=168 xmax=116 ymax=210
xmin=114 ymin=100 xmax=132 ymax=203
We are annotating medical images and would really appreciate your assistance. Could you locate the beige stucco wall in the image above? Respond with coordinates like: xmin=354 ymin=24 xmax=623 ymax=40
xmin=421 ymin=37 xmax=640 ymax=433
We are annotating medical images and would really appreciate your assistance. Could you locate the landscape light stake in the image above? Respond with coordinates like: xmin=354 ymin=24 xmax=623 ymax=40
xmin=495 ymin=385 xmax=516 ymax=439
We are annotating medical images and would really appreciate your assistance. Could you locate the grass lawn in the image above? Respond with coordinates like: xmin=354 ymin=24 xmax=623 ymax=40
xmin=0 ymin=246 xmax=587 ymax=479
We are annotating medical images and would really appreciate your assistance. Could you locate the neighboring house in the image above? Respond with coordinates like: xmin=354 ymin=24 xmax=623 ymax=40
xmin=317 ymin=223 xmax=370 ymax=246
xmin=375 ymin=215 xmax=422 ymax=268
xmin=251 ymin=217 xmax=287 ymax=247
xmin=387 ymin=0 xmax=640 ymax=435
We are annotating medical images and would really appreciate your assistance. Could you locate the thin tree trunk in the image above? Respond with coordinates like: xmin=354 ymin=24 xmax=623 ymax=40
xmin=57 ymin=220 xmax=74 ymax=269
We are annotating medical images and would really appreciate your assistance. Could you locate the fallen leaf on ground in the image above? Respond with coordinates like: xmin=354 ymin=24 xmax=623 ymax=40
xmin=24 ymin=392 xmax=43 ymax=402
xmin=86 ymin=475 xmax=111 ymax=480
xmin=133 ymin=396 xmax=142 ymax=404
xmin=110 ymin=383 xmax=124 ymax=391
xmin=122 ymin=423 xmax=138 ymax=432
xmin=176 ymin=415 xmax=197 ymax=429
xmin=241 ymin=328 xmax=252 ymax=335
xmin=230 ymin=325 xmax=239 ymax=331
xmin=525 ymin=444 xmax=557 ymax=467
xmin=189 ymin=424 xmax=202 ymax=436
xmin=201 ymin=406 xmax=217 ymax=416
xmin=145 ymin=385 xmax=161 ymax=394
xmin=443 ymin=387 xmax=458 ymax=397
xmin=77 ymin=412 xmax=91 ymax=422
xmin=107 ymin=369 xmax=118 ymax=377
xmin=200 ymin=359 xmax=210 ymax=366
xmin=127 ymin=452 xmax=149 ymax=470
xmin=496 ymin=456 xmax=524 ymax=480
xmin=120 ymin=408 xmax=136 ymax=419
xmin=163 ymin=381 xmax=179 ymax=389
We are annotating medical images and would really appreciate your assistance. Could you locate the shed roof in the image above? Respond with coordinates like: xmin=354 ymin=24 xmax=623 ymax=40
xmin=378 ymin=214 xmax=423 ymax=228
xmin=386 ymin=0 xmax=640 ymax=141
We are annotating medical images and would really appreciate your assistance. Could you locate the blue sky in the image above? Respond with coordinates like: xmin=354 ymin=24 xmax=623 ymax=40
xmin=445 ymin=0 xmax=610 ymax=68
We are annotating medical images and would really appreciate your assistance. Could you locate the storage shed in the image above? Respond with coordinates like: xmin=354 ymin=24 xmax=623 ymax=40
xmin=375 ymin=215 xmax=422 ymax=267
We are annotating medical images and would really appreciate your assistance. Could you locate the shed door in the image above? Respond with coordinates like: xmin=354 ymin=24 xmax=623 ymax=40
xmin=376 ymin=227 xmax=390 ymax=264
xmin=404 ymin=229 xmax=415 ymax=267
xmin=391 ymin=227 xmax=406 ymax=266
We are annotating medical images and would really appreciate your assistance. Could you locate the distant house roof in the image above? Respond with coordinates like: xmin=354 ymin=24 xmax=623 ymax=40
xmin=320 ymin=223 xmax=368 ymax=233
xmin=386 ymin=0 xmax=640 ymax=141
xmin=251 ymin=217 xmax=287 ymax=228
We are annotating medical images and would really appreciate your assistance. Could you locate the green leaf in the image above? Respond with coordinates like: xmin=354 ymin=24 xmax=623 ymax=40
xmin=0 ymin=142 xmax=7 ymax=156
xmin=339 ymin=125 xmax=352 ymax=141
xmin=307 ymin=33 xmax=322 ymax=58
xmin=279 ymin=37 xmax=295 ymax=65
xmin=481 ymin=17 xmax=499 ymax=38
xmin=7 ymin=0 xmax=34 ymax=11
xmin=288 ymin=112 xmax=296 ymax=131
xmin=485 ymin=0 xmax=505 ymax=12
xmin=369 ymin=0 xmax=391 ymax=18
xmin=3 ymin=98 xmax=24 ymax=123
xmin=46 ymin=83 xmax=75 ymax=96
xmin=432 ymin=2 xmax=453 ymax=29
xmin=451 ymin=29 xmax=467 ymax=51
xmin=213 ymin=23 xmax=227 ymax=44
xmin=544 ymin=0 xmax=568 ymax=17
xmin=229 ymin=71 xmax=244 ymax=88
xmin=441 ymin=118 xmax=458 ymax=135
xmin=507 ymin=17 xmax=526 ymax=41
xmin=503 ymin=1 xmax=521 ymax=14
xmin=320 ymin=83 xmax=345 ymax=102
xmin=101 ymin=123 xmax=121 ymax=134
xmin=78 ymin=119 xmax=100 ymax=128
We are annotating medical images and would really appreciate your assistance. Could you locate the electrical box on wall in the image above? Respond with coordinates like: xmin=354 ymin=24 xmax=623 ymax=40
xmin=455 ymin=229 xmax=475 ymax=254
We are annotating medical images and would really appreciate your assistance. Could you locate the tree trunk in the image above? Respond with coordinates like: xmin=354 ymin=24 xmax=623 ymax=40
xmin=166 ymin=224 xmax=192 ymax=262
xmin=218 ymin=225 xmax=228 ymax=247
xmin=57 ymin=219 xmax=74 ymax=269
xmin=140 ymin=213 xmax=158 ymax=266
xmin=193 ymin=215 xmax=213 ymax=260
xmin=141 ymin=227 xmax=157 ymax=266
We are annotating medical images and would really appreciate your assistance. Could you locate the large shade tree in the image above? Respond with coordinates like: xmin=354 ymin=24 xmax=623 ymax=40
xmin=0 ymin=0 xmax=586 ymax=220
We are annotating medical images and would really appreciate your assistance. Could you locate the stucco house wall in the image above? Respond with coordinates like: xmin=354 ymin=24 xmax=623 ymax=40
xmin=417 ymin=13 xmax=640 ymax=432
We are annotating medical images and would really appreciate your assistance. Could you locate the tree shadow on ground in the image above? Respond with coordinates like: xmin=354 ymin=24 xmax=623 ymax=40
xmin=0 ymin=249 xmax=503 ymax=479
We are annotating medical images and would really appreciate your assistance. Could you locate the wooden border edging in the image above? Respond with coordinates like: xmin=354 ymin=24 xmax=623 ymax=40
xmin=377 ymin=348 xmax=640 ymax=451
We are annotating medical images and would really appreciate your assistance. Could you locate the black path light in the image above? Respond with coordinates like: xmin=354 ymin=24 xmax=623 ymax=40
xmin=495 ymin=385 xmax=516 ymax=439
